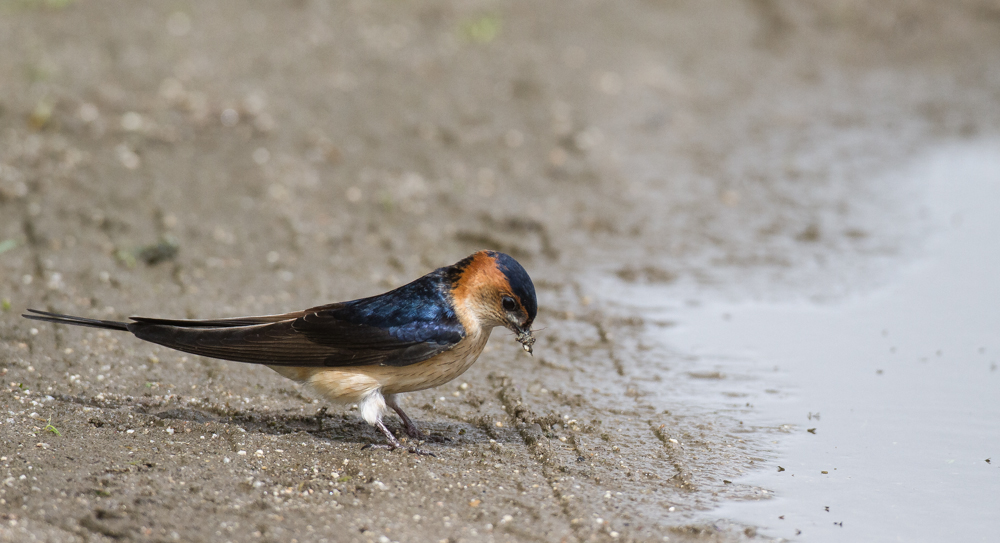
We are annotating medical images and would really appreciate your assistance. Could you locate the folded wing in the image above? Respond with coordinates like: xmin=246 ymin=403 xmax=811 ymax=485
xmin=128 ymin=303 xmax=465 ymax=368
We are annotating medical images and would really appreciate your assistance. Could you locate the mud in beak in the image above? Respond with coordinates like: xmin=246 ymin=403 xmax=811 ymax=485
xmin=515 ymin=328 xmax=535 ymax=355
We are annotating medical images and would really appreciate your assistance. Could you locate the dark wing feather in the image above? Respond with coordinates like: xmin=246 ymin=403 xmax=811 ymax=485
xmin=129 ymin=319 xmax=325 ymax=365
xmin=128 ymin=311 xmax=307 ymax=328
xmin=128 ymin=315 xmax=464 ymax=367
xmin=127 ymin=274 xmax=466 ymax=367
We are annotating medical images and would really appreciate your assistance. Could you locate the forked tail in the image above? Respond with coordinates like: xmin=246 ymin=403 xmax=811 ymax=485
xmin=22 ymin=309 xmax=130 ymax=332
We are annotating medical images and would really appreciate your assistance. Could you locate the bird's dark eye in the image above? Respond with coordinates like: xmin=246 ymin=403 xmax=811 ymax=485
xmin=502 ymin=296 xmax=517 ymax=312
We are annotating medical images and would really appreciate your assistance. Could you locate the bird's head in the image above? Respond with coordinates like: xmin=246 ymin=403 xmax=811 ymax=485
xmin=450 ymin=251 xmax=537 ymax=354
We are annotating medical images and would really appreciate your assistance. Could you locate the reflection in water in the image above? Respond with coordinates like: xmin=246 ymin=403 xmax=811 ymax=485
xmin=649 ymin=143 xmax=999 ymax=541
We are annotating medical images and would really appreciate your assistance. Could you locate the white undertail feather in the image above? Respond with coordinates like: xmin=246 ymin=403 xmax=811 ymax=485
xmin=359 ymin=389 xmax=388 ymax=426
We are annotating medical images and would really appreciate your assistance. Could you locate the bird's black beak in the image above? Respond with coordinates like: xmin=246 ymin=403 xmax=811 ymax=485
xmin=515 ymin=326 xmax=535 ymax=355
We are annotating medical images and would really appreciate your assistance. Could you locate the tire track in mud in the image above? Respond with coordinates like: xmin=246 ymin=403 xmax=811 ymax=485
xmin=485 ymin=322 xmax=687 ymax=543
xmin=490 ymin=372 xmax=585 ymax=540
xmin=541 ymin=313 xmax=661 ymax=538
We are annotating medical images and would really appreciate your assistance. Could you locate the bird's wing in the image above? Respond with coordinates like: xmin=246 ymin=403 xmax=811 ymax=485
xmin=126 ymin=305 xmax=465 ymax=368
xmin=128 ymin=311 xmax=307 ymax=328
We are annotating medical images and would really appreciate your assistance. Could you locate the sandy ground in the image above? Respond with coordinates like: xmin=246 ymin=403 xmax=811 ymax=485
xmin=1 ymin=1 xmax=999 ymax=541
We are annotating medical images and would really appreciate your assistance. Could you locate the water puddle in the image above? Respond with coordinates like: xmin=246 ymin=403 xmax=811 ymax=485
xmin=622 ymin=142 xmax=1000 ymax=540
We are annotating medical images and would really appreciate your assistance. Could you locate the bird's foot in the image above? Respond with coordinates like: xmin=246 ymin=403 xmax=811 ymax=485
xmin=386 ymin=395 xmax=446 ymax=443
xmin=367 ymin=419 xmax=437 ymax=456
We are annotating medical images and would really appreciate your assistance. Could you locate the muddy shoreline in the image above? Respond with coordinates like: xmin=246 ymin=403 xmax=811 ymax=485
xmin=2 ymin=1 xmax=999 ymax=541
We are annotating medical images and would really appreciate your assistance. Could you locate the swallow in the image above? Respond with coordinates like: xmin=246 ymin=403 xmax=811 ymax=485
xmin=23 ymin=250 xmax=537 ymax=454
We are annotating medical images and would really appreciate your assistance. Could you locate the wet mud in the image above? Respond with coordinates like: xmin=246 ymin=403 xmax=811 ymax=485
xmin=2 ymin=1 xmax=999 ymax=542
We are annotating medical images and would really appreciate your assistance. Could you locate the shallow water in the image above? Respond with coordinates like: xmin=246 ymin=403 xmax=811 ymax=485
xmin=632 ymin=142 xmax=1000 ymax=540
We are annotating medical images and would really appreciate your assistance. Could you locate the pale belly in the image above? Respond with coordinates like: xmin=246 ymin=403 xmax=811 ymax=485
xmin=268 ymin=328 xmax=493 ymax=404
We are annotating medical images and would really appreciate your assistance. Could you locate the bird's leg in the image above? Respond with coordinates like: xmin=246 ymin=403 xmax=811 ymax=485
xmin=361 ymin=418 xmax=404 ymax=451
xmin=385 ymin=394 xmax=423 ymax=439
xmin=363 ymin=419 xmax=435 ymax=456
xmin=386 ymin=394 xmax=451 ymax=445
xmin=375 ymin=419 xmax=403 ymax=448
xmin=358 ymin=392 xmax=435 ymax=456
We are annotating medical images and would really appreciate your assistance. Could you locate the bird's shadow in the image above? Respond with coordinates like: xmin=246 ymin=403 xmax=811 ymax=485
xmin=54 ymin=393 xmax=503 ymax=448
xmin=144 ymin=405 xmax=472 ymax=447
